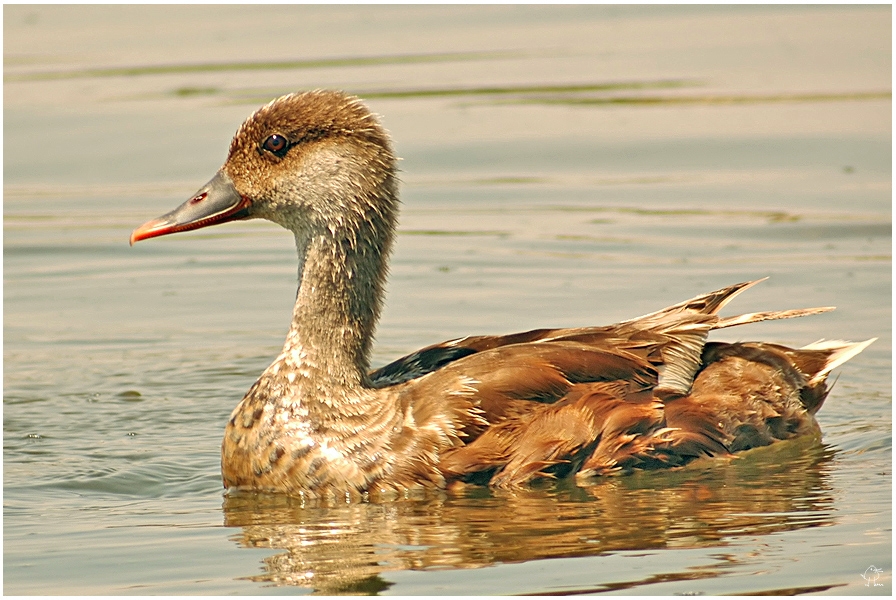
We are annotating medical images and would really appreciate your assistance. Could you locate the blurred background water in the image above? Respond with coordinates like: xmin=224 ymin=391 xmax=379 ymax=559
xmin=3 ymin=4 xmax=891 ymax=595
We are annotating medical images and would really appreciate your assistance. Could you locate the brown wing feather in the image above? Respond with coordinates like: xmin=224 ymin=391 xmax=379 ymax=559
xmin=378 ymin=282 xmax=872 ymax=489
xmin=417 ymin=341 xmax=659 ymax=432
xmin=438 ymin=383 xmax=619 ymax=486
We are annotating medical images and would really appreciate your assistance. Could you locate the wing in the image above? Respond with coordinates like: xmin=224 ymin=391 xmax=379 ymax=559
xmin=372 ymin=280 xmax=862 ymax=488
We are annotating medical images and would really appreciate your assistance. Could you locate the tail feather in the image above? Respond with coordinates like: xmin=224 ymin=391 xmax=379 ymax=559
xmin=624 ymin=278 xmax=768 ymax=325
xmin=622 ymin=279 xmax=868 ymax=400
xmin=714 ymin=306 xmax=836 ymax=331
xmin=801 ymin=338 xmax=877 ymax=384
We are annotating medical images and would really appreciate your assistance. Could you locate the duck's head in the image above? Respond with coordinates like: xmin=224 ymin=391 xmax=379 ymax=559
xmin=130 ymin=90 xmax=397 ymax=245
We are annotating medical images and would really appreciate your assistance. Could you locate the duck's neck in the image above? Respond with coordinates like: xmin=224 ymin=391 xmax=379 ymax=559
xmin=278 ymin=187 xmax=397 ymax=395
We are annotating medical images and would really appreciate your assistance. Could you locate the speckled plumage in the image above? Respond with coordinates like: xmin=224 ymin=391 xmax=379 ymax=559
xmin=132 ymin=90 xmax=874 ymax=500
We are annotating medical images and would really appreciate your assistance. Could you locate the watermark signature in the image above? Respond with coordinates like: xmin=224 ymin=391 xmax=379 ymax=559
xmin=862 ymin=565 xmax=884 ymax=587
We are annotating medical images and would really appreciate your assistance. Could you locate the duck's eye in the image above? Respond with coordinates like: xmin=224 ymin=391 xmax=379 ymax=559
xmin=261 ymin=134 xmax=289 ymax=157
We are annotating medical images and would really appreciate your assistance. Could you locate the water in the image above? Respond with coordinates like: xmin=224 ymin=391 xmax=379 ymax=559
xmin=4 ymin=5 xmax=891 ymax=595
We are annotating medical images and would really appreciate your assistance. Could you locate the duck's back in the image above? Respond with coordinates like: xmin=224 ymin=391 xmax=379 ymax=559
xmin=371 ymin=283 xmax=872 ymax=489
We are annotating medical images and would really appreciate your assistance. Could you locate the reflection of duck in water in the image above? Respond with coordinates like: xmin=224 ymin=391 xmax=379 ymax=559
xmin=863 ymin=565 xmax=883 ymax=586
xmin=223 ymin=438 xmax=837 ymax=592
xmin=132 ymin=90 xmax=874 ymax=499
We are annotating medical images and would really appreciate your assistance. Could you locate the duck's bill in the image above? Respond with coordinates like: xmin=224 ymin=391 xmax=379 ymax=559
xmin=130 ymin=171 xmax=252 ymax=245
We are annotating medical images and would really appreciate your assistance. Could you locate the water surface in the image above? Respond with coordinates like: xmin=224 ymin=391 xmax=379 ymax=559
xmin=4 ymin=5 xmax=891 ymax=595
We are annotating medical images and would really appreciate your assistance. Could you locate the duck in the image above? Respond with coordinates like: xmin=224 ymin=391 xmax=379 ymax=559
xmin=131 ymin=90 xmax=874 ymax=499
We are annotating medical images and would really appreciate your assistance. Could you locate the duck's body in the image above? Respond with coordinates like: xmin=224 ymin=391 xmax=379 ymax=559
xmin=132 ymin=90 xmax=873 ymax=498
